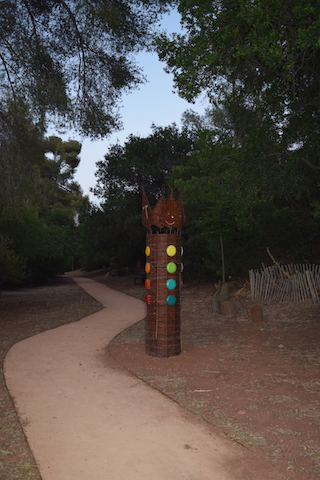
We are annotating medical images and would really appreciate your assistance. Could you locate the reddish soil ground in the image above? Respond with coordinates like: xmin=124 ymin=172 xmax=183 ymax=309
xmin=1 ymin=270 xmax=320 ymax=479
xmin=103 ymin=273 xmax=320 ymax=480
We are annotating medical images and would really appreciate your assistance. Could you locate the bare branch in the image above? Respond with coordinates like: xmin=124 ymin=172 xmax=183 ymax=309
xmin=0 ymin=52 xmax=16 ymax=101
xmin=302 ymin=156 xmax=320 ymax=170
xmin=55 ymin=0 xmax=87 ymax=94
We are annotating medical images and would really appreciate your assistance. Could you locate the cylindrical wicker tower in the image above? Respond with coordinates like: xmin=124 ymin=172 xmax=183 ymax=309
xmin=142 ymin=187 xmax=185 ymax=358
xmin=145 ymin=233 xmax=182 ymax=357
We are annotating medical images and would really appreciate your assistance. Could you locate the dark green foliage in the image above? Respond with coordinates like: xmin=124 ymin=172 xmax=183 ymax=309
xmin=78 ymin=195 xmax=146 ymax=273
xmin=77 ymin=200 xmax=115 ymax=272
xmin=79 ymin=125 xmax=193 ymax=272
xmin=93 ymin=124 xmax=194 ymax=202
xmin=0 ymin=0 xmax=174 ymax=137
xmin=157 ymin=0 xmax=320 ymax=169
xmin=168 ymin=105 xmax=320 ymax=280
xmin=154 ymin=2 xmax=320 ymax=279
xmin=79 ymin=107 xmax=320 ymax=281
xmin=0 ymin=133 xmax=83 ymax=286
xmin=0 ymin=208 xmax=75 ymax=285
xmin=4 ymin=1 xmax=320 ymax=283
xmin=0 ymin=235 xmax=26 ymax=286
xmin=0 ymin=101 xmax=45 ymax=212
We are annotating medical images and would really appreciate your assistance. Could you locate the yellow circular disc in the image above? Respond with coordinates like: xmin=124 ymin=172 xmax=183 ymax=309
xmin=145 ymin=262 xmax=150 ymax=273
xmin=166 ymin=245 xmax=177 ymax=257
xmin=145 ymin=246 xmax=151 ymax=256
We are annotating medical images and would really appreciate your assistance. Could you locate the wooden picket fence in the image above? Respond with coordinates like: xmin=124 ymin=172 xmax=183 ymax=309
xmin=249 ymin=264 xmax=320 ymax=303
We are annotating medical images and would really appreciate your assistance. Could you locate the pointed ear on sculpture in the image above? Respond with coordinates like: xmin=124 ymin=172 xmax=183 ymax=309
xmin=141 ymin=186 xmax=185 ymax=231
xmin=141 ymin=186 xmax=154 ymax=228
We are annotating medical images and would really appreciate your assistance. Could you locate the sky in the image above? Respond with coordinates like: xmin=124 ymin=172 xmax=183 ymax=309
xmin=52 ymin=10 xmax=208 ymax=202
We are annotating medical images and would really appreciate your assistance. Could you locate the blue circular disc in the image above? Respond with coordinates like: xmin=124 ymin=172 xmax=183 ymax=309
xmin=166 ymin=278 xmax=176 ymax=290
xmin=166 ymin=294 xmax=177 ymax=306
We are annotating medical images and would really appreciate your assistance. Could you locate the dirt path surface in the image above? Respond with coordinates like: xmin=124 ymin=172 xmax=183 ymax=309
xmin=1 ymin=270 xmax=319 ymax=479
xmin=4 ymin=276 xmax=255 ymax=480
xmin=100 ymin=272 xmax=320 ymax=480
xmin=0 ymin=276 xmax=102 ymax=480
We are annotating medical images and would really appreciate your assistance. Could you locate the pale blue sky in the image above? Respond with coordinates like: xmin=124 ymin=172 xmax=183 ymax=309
xmin=53 ymin=10 xmax=208 ymax=201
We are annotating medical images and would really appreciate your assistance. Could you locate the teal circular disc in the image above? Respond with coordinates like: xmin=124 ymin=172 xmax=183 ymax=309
xmin=166 ymin=294 xmax=177 ymax=306
xmin=166 ymin=278 xmax=176 ymax=290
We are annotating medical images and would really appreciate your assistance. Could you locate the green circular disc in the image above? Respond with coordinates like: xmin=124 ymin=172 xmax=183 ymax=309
xmin=166 ymin=262 xmax=177 ymax=273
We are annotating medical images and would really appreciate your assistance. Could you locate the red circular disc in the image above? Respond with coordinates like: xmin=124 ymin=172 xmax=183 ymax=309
xmin=144 ymin=294 xmax=151 ymax=305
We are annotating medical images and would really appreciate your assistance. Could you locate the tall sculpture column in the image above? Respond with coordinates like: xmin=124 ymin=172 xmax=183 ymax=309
xmin=142 ymin=188 xmax=185 ymax=357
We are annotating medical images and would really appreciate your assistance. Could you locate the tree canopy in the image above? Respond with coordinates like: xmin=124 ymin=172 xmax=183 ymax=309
xmin=3 ymin=1 xmax=320 ymax=285
xmin=0 ymin=135 xmax=83 ymax=285
xmin=0 ymin=101 xmax=44 ymax=211
xmin=1 ymin=0 xmax=174 ymax=137
xmin=0 ymin=0 xmax=177 ymax=222
xmin=79 ymin=124 xmax=193 ymax=272
xmin=0 ymin=1 xmax=182 ymax=285
xmin=169 ymin=107 xmax=320 ymax=278
xmin=157 ymin=0 xmax=320 ymax=169
xmin=93 ymin=123 xmax=194 ymax=201
xmin=80 ymin=108 xmax=320 ymax=280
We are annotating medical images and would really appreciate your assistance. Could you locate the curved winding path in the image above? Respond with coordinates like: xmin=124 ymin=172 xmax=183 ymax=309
xmin=4 ymin=277 xmax=243 ymax=480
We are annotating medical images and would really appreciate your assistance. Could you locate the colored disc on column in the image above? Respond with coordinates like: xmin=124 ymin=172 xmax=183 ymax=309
xmin=166 ymin=294 xmax=176 ymax=306
xmin=145 ymin=246 xmax=151 ymax=256
xmin=166 ymin=245 xmax=177 ymax=257
xmin=145 ymin=278 xmax=150 ymax=289
xmin=145 ymin=294 xmax=151 ymax=305
xmin=145 ymin=262 xmax=150 ymax=273
xmin=166 ymin=262 xmax=177 ymax=273
xmin=166 ymin=278 xmax=176 ymax=290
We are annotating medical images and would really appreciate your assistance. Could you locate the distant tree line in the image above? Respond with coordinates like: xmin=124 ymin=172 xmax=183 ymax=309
xmin=2 ymin=1 xmax=320 ymax=285
xmin=0 ymin=0 xmax=173 ymax=285
xmin=78 ymin=110 xmax=320 ymax=281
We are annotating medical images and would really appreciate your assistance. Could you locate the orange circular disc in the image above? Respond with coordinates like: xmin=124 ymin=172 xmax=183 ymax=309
xmin=145 ymin=262 xmax=150 ymax=273
xmin=145 ymin=278 xmax=150 ymax=289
